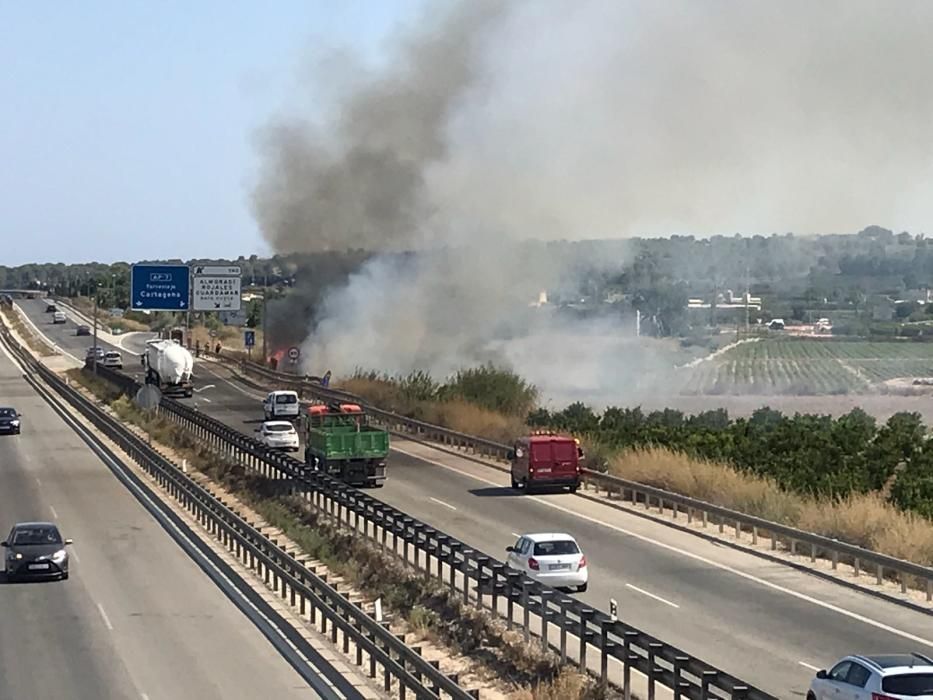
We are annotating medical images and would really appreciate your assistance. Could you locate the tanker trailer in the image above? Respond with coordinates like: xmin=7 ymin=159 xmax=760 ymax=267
xmin=141 ymin=339 xmax=193 ymax=397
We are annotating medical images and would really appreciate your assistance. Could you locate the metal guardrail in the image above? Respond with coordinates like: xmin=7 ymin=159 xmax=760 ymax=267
xmin=85 ymin=361 xmax=774 ymax=698
xmin=230 ymin=359 xmax=933 ymax=602
xmin=0 ymin=323 xmax=477 ymax=700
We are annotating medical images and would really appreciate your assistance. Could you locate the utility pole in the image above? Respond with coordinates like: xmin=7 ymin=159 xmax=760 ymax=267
xmin=261 ymin=272 xmax=268 ymax=366
xmin=92 ymin=288 xmax=99 ymax=375
xmin=744 ymin=264 xmax=751 ymax=336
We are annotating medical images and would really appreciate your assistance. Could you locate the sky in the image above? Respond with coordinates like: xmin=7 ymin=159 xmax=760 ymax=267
xmin=0 ymin=0 xmax=424 ymax=266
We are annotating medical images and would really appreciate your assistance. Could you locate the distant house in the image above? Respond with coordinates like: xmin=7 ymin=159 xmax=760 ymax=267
xmin=768 ymin=318 xmax=785 ymax=330
xmin=868 ymin=296 xmax=895 ymax=321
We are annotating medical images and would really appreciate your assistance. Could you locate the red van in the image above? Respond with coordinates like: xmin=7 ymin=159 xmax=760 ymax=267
xmin=508 ymin=433 xmax=582 ymax=493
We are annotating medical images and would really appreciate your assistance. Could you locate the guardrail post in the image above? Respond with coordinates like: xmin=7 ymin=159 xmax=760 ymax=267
xmin=599 ymin=618 xmax=612 ymax=685
xmin=731 ymin=685 xmax=749 ymax=699
xmin=622 ymin=630 xmax=639 ymax=700
xmin=522 ymin=579 xmax=531 ymax=641
xmin=436 ymin=534 xmax=450 ymax=580
xmin=701 ymin=670 xmax=718 ymax=698
xmin=578 ymin=607 xmax=595 ymax=669
xmin=506 ymin=571 xmax=521 ymax=629
xmin=540 ymin=589 xmax=553 ymax=652
xmin=647 ymin=641 xmax=663 ymax=700
xmin=476 ymin=555 xmax=491 ymax=609
xmin=673 ymin=655 xmax=689 ymax=699
xmin=461 ymin=549 xmax=475 ymax=602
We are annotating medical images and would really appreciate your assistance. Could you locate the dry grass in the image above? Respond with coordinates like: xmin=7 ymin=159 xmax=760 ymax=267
xmin=1 ymin=306 xmax=55 ymax=357
xmin=512 ymin=669 xmax=605 ymax=700
xmin=339 ymin=377 xmax=527 ymax=444
xmin=609 ymin=446 xmax=933 ymax=567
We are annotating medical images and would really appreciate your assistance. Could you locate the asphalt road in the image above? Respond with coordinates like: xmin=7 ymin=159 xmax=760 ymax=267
xmin=17 ymin=298 xmax=933 ymax=698
xmin=0 ymin=316 xmax=325 ymax=699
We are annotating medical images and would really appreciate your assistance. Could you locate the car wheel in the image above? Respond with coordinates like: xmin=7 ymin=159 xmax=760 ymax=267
xmin=577 ymin=582 xmax=588 ymax=593
xmin=61 ymin=572 xmax=69 ymax=581
xmin=510 ymin=476 xmax=519 ymax=489
xmin=806 ymin=693 xmax=816 ymax=700
xmin=569 ymin=483 xmax=579 ymax=494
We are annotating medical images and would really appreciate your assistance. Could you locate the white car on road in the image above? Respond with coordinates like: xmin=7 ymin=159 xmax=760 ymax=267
xmin=262 ymin=390 xmax=299 ymax=421
xmin=506 ymin=532 xmax=588 ymax=592
xmin=101 ymin=350 xmax=123 ymax=369
xmin=808 ymin=654 xmax=933 ymax=700
xmin=257 ymin=421 xmax=300 ymax=452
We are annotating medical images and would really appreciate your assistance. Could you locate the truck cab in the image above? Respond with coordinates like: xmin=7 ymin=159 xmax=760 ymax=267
xmin=263 ymin=390 xmax=299 ymax=421
xmin=509 ymin=432 xmax=582 ymax=493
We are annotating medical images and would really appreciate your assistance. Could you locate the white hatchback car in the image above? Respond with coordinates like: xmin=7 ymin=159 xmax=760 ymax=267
xmin=257 ymin=421 xmax=300 ymax=452
xmin=506 ymin=532 xmax=588 ymax=592
xmin=808 ymin=654 xmax=933 ymax=700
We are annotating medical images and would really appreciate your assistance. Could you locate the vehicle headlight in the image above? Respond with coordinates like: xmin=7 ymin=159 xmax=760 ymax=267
xmin=10 ymin=420 xmax=19 ymax=426
xmin=14 ymin=552 xmax=23 ymax=560
xmin=51 ymin=549 xmax=67 ymax=563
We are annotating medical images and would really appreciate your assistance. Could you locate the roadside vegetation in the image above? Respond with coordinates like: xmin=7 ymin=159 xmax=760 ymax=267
xmin=68 ymin=368 xmax=611 ymax=700
xmin=0 ymin=305 xmax=55 ymax=357
xmin=340 ymin=366 xmax=535 ymax=443
xmin=341 ymin=367 xmax=933 ymax=567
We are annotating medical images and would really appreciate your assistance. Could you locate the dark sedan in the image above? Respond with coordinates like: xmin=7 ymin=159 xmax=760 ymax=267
xmin=76 ymin=324 xmax=91 ymax=336
xmin=2 ymin=522 xmax=72 ymax=581
xmin=0 ymin=407 xmax=21 ymax=435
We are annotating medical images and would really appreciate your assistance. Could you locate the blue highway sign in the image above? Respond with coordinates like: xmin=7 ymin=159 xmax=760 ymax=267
xmin=244 ymin=329 xmax=255 ymax=347
xmin=131 ymin=264 xmax=190 ymax=311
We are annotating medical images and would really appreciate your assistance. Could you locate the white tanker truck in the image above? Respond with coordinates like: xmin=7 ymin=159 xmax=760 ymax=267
xmin=141 ymin=339 xmax=193 ymax=397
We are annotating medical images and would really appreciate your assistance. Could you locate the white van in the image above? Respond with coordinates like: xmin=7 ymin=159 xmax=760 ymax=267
xmin=262 ymin=390 xmax=299 ymax=420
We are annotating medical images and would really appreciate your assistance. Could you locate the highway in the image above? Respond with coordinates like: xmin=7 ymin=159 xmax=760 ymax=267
xmin=18 ymin=298 xmax=933 ymax=698
xmin=0 ymin=312 xmax=329 ymax=699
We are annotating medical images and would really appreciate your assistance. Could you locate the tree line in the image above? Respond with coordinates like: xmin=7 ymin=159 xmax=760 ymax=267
xmin=528 ymin=403 xmax=933 ymax=519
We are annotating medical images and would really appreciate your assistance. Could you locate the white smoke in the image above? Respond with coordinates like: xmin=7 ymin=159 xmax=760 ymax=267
xmin=252 ymin=0 xmax=933 ymax=403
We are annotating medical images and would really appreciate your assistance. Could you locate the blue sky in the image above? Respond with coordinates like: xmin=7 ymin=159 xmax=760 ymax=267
xmin=0 ymin=0 xmax=423 ymax=266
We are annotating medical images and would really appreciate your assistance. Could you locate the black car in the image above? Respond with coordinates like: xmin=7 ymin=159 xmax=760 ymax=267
xmin=76 ymin=325 xmax=91 ymax=336
xmin=2 ymin=522 xmax=72 ymax=581
xmin=0 ymin=407 xmax=21 ymax=435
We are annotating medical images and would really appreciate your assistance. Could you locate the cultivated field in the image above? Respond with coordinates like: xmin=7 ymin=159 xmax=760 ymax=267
xmin=680 ymin=338 xmax=933 ymax=396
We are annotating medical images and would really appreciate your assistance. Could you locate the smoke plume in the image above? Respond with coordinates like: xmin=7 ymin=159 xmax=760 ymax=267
xmin=251 ymin=0 xmax=933 ymax=404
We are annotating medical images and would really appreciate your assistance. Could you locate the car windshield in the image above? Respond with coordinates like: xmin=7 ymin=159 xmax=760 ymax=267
xmin=105 ymin=353 xmax=120 ymax=359
xmin=275 ymin=394 xmax=297 ymax=404
xmin=882 ymin=673 xmax=933 ymax=695
xmin=13 ymin=527 xmax=62 ymax=545
xmin=533 ymin=540 xmax=580 ymax=556
xmin=0 ymin=408 xmax=15 ymax=418
xmin=266 ymin=424 xmax=294 ymax=432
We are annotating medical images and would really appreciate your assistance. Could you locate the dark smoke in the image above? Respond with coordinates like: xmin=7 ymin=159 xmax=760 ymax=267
xmin=252 ymin=0 xmax=933 ymax=403
xmin=251 ymin=0 xmax=507 ymax=254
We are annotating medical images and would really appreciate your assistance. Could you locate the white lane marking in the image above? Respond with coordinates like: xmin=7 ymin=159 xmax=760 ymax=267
xmin=193 ymin=384 xmax=216 ymax=393
xmin=141 ymin=694 xmax=151 ymax=700
xmin=625 ymin=583 xmax=680 ymax=608
xmin=429 ymin=497 xmax=457 ymax=511
xmin=798 ymin=661 xmax=821 ymax=672
xmin=200 ymin=397 xmax=212 ymax=403
xmin=70 ymin=547 xmax=81 ymax=564
xmin=49 ymin=505 xmax=58 ymax=519
xmin=97 ymin=603 xmax=114 ymax=631
xmin=35 ymin=476 xmax=42 ymax=486
xmin=511 ymin=532 xmax=521 ymax=538
xmin=390 ymin=444 xmax=933 ymax=649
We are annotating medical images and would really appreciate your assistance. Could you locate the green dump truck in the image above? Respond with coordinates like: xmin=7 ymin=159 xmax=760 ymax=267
xmin=302 ymin=402 xmax=388 ymax=487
